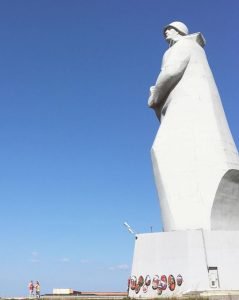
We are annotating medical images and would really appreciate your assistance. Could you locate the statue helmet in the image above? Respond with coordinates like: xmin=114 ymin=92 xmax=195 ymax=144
xmin=164 ymin=21 xmax=189 ymax=37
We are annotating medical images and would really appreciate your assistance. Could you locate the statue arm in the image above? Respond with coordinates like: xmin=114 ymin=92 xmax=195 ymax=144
xmin=148 ymin=44 xmax=190 ymax=110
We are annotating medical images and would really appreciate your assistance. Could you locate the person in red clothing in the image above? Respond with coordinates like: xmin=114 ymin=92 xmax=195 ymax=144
xmin=28 ymin=280 xmax=34 ymax=297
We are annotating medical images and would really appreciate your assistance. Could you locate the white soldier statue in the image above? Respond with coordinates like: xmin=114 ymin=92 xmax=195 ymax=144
xmin=148 ymin=21 xmax=239 ymax=231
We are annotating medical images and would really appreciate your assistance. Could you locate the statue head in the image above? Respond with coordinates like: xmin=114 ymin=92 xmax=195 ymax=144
xmin=164 ymin=21 xmax=189 ymax=43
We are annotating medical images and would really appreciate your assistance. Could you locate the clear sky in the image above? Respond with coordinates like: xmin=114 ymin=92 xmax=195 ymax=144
xmin=0 ymin=0 xmax=239 ymax=297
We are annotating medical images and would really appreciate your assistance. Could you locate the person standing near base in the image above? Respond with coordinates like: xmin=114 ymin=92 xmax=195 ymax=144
xmin=35 ymin=281 xmax=40 ymax=298
xmin=28 ymin=280 xmax=34 ymax=297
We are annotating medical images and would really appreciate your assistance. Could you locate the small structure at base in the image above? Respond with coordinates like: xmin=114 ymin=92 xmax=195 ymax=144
xmin=129 ymin=230 xmax=239 ymax=298
xmin=52 ymin=289 xmax=75 ymax=295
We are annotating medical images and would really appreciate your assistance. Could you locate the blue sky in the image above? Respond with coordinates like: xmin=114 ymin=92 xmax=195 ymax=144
xmin=0 ymin=0 xmax=238 ymax=296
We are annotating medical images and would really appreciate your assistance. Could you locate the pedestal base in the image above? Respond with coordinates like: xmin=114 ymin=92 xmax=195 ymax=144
xmin=129 ymin=230 xmax=239 ymax=298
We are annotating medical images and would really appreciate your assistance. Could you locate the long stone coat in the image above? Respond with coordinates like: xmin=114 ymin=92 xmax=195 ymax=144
xmin=149 ymin=33 xmax=239 ymax=231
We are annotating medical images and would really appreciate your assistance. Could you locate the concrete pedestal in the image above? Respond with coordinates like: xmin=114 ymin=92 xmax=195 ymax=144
xmin=129 ymin=230 xmax=239 ymax=298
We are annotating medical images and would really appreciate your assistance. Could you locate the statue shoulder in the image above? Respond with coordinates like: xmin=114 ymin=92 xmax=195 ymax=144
xmin=179 ymin=33 xmax=206 ymax=48
xmin=165 ymin=38 xmax=193 ymax=59
xmin=171 ymin=37 xmax=202 ymax=57
xmin=177 ymin=37 xmax=197 ymax=49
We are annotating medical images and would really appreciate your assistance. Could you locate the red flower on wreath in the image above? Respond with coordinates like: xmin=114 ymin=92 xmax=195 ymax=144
xmin=168 ymin=274 xmax=176 ymax=291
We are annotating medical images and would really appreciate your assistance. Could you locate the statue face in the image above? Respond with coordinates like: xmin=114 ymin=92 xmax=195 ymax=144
xmin=165 ymin=27 xmax=180 ymax=42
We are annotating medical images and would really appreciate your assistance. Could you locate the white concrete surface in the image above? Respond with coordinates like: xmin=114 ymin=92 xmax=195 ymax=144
xmin=129 ymin=231 xmax=239 ymax=298
xmin=148 ymin=25 xmax=239 ymax=231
